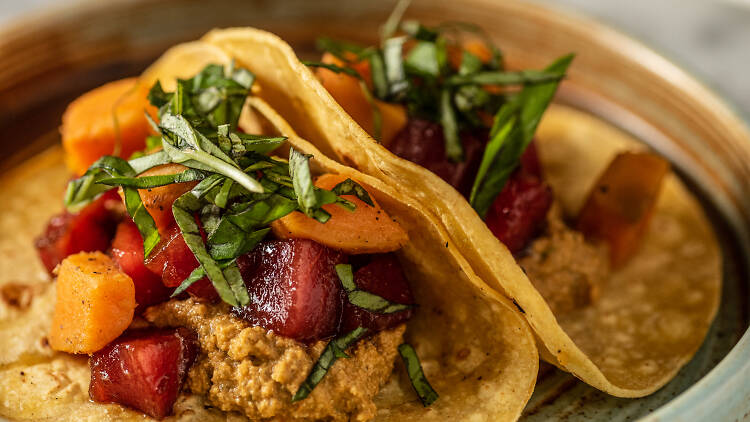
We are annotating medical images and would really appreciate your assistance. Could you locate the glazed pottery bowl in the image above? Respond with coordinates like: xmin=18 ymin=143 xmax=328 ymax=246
xmin=0 ymin=0 xmax=747 ymax=420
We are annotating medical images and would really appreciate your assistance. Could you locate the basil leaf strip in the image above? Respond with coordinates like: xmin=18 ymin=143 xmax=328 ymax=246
xmin=289 ymin=148 xmax=318 ymax=217
xmin=405 ymin=41 xmax=440 ymax=77
xmin=336 ymin=264 xmax=413 ymax=314
xmin=368 ymin=52 xmax=389 ymax=99
xmin=398 ymin=343 xmax=439 ymax=406
xmin=469 ymin=54 xmax=573 ymax=217
xmin=172 ymin=192 xmax=249 ymax=307
xmin=302 ymin=61 xmax=363 ymax=79
xmin=98 ymin=168 xmax=206 ymax=188
xmin=383 ymin=36 xmax=408 ymax=99
xmin=446 ymin=69 xmax=564 ymax=86
xmin=64 ymin=155 xmax=160 ymax=257
xmin=159 ymin=114 xmax=264 ymax=194
xmin=440 ymin=89 xmax=462 ymax=162
xmin=292 ymin=327 xmax=369 ymax=402
xmin=331 ymin=178 xmax=374 ymax=206
xmin=123 ymin=187 xmax=161 ymax=257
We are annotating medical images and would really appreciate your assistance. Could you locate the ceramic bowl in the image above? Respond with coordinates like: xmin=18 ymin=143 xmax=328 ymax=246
xmin=0 ymin=0 xmax=747 ymax=420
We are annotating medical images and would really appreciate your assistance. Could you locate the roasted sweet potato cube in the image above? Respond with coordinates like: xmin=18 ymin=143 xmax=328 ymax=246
xmin=49 ymin=252 xmax=136 ymax=354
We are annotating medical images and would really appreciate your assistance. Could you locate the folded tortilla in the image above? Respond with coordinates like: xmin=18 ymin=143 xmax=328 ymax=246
xmin=201 ymin=27 xmax=722 ymax=397
xmin=0 ymin=41 xmax=539 ymax=421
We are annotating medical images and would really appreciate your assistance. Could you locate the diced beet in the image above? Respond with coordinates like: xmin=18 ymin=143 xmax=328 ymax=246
xmin=145 ymin=225 xmax=218 ymax=302
xmin=340 ymin=254 xmax=415 ymax=333
xmin=234 ymin=239 xmax=346 ymax=342
xmin=89 ymin=328 xmax=198 ymax=420
xmin=389 ymin=119 xmax=485 ymax=197
xmin=35 ymin=189 xmax=122 ymax=274
xmin=519 ymin=141 xmax=543 ymax=178
xmin=110 ymin=221 xmax=173 ymax=313
xmin=485 ymin=170 xmax=553 ymax=254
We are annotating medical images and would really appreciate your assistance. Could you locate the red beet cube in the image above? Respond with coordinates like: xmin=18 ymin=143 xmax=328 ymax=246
xmin=145 ymin=225 xmax=218 ymax=302
xmin=35 ymin=189 xmax=122 ymax=274
xmin=485 ymin=146 xmax=553 ymax=254
xmin=519 ymin=142 xmax=543 ymax=178
xmin=110 ymin=221 xmax=173 ymax=313
xmin=389 ymin=119 xmax=485 ymax=197
xmin=89 ymin=328 xmax=198 ymax=420
xmin=234 ymin=239 xmax=346 ymax=342
xmin=340 ymin=254 xmax=415 ymax=333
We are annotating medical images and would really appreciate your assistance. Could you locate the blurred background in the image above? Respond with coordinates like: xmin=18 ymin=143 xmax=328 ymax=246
xmin=1 ymin=0 xmax=748 ymax=120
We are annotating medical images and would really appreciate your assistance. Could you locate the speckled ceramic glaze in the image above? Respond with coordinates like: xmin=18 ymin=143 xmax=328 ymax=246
xmin=0 ymin=0 xmax=747 ymax=420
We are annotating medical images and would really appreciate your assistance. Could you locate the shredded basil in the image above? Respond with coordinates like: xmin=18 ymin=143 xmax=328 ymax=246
xmin=289 ymin=148 xmax=318 ymax=217
xmin=64 ymin=155 xmax=161 ymax=257
xmin=313 ymin=9 xmax=573 ymax=189
xmin=172 ymin=193 xmax=249 ymax=307
xmin=368 ymin=52 xmax=389 ymax=100
xmin=302 ymin=61 xmax=362 ymax=79
xmin=405 ymin=41 xmax=441 ymax=78
xmin=446 ymin=69 xmax=565 ymax=86
xmin=440 ymin=89 xmax=463 ymax=162
xmin=383 ymin=36 xmax=408 ymax=99
xmin=292 ymin=327 xmax=369 ymax=402
xmin=469 ymin=54 xmax=574 ymax=217
xmin=398 ymin=343 xmax=438 ymax=406
xmin=98 ymin=168 xmax=206 ymax=189
xmin=336 ymin=264 xmax=413 ymax=313
xmin=331 ymin=178 xmax=374 ymax=206
xmin=67 ymin=63 xmax=364 ymax=308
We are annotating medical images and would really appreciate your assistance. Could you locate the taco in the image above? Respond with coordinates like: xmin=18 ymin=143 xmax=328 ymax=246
xmin=201 ymin=20 xmax=721 ymax=397
xmin=0 ymin=40 xmax=540 ymax=421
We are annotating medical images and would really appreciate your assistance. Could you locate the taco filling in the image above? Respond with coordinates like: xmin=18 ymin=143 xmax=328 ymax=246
xmin=34 ymin=62 xmax=438 ymax=421
xmin=308 ymin=18 xmax=669 ymax=315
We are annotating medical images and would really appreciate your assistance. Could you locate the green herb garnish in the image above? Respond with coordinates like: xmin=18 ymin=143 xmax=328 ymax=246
xmin=398 ymin=343 xmax=438 ymax=406
xmin=469 ymin=54 xmax=574 ymax=217
xmin=335 ymin=264 xmax=413 ymax=313
xmin=311 ymin=11 xmax=570 ymax=168
xmin=292 ymin=327 xmax=369 ymax=402
xmin=64 ymin=62 xmax=372 ymax=308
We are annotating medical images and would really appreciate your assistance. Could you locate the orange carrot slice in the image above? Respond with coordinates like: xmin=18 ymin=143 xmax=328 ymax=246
xmin=49 ymin=252 xmax=136 ymax=354
xmin=271 ymin=174 xmax=408 ymax=254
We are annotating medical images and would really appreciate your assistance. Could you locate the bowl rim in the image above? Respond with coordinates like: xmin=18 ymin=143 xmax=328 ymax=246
xmin=0 ymin=0 xmax=748 ymax=420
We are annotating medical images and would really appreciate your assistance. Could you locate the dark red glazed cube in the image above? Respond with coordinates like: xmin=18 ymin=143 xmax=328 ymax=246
xmin=110 ymin=221 xmax=173 ymax=313
xmin=89 ymin=328 xmax=199 ymax=420
xmin=234 ymin=239 xmax=346 ymax=342
xmin=35 ymin=189 xmax=122 ymax=274
xmin=389 ymin=119 xmax=485 ymax=197
xmin=145 ymin=225 xmax=218 ymax=301
xmin=484 ymin=144 xmax=553 ymax=254
xmin=340 ymin=254 xmax=415 ymax=333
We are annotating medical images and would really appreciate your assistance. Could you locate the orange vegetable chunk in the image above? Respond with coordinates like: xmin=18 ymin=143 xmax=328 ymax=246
xmin=137 ymin=163 xmax=198 ymax=233
xmin=317 ymin=53 xmax=407 ymax=146
xmin=577 ymin=152 xmax=669 ymax=268
xmin=49 ymin=251 xmax=136 ymax=354
xmin=62 ymin=78 xmax=154 ymax=176
xmin=448 ymin=38 xmax=494 ymax=69
xmin=271 ymin=174 xmax=408 ymax=254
